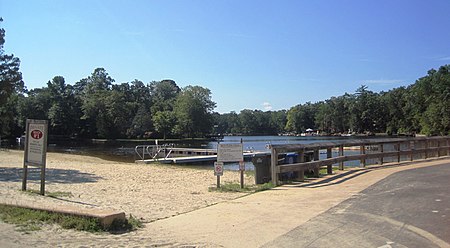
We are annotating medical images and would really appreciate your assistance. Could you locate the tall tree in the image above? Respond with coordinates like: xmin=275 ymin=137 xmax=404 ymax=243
xmin=350 ymin=85 xmax=385 ymax=133
xmin=77 ymin=68 xmax=114 ymax=138
xmin=0 ymin=18 xmax=25 ymax=138
xmin=150 ymin=79 xmax=180 ymax=114
xmin=152 ymin=111 xmax=175 ymax=140
xmin=411 ymin=66 xmax=450 ymax=135
xmin=173 ymin=85 xmax=216 ymax=138
xmin=285 ymin=102 xmax=316 ymax=133
xmin=46 ymin=76 xmax=82 ymax=136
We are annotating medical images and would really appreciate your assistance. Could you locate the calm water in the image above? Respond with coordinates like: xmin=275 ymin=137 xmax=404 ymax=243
xmin=43 ymin=135 xmax=373 ymax=170
xmin=212 ymin=136 xmax=359 ymax=170
xmin=210 ymin=135 xmax=352 ymax=150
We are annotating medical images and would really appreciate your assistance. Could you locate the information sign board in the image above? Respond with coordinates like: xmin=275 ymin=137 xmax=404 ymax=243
xmin=25 ymin=119 xmax=48 ymax=167
xmin=217 ymin=143 xmax=243 ymax=162
xmin=22 ymin=119 xmax=48 ymax=195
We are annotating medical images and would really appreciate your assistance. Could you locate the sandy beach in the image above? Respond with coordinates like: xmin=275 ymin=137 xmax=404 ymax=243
xmin=0 ymin=149 xmax=254 ymax=247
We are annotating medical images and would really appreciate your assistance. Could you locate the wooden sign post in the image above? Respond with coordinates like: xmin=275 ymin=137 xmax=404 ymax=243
xmin=239 ymin=160 xmax=245 ymax=189
xmin=217 ymin=142 xmax=244 ymax=189
xmin=214 ymin=162 xmax=224 ymax=188
xmin=22 ymin=119 xmax=48 ymax=195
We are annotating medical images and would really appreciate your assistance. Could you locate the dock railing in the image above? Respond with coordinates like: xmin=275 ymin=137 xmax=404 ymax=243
xmin=270 ymin=136 xmax=450 ymax=186
xmin=135 ymin=143 xmax=175 ymax=161
xmin=135 ymin=144 xmax=218 ymax=162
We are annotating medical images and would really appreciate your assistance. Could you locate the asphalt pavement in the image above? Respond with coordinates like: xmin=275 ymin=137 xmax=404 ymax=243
xmin=262 ymin=162 xmax=450 ymax=248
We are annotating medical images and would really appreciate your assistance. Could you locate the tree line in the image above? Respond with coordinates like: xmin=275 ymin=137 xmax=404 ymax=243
xmin=214 ymin=66 xmax=450 ymax=137
xmin=1 ymin=67 xmax=216 ymax=140
xmin=1 ymin=18 xmax=449 ymax=142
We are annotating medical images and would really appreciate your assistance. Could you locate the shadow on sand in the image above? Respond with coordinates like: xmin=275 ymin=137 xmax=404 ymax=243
xmin=0 ymin=167 xmax=102 ymax=184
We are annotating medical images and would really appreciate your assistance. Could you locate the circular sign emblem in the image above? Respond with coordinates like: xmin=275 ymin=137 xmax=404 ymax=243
xmin=31 ymin=130 xmax=43 ymax=139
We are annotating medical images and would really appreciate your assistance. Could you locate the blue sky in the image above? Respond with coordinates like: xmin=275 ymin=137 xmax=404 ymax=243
xmin=1 ymin=0 xmax=450 ymax=113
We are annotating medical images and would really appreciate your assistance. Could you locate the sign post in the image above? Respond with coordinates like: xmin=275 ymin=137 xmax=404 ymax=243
xmin=214 ymin=162 xmax=224 ymax=188
xmin=22 ymin=119 xmax=48 ymax=195
xmin=239 ymin=161 xmax=245 ymax=189
xmin=217 ymin=142 xmax=244 ymax=188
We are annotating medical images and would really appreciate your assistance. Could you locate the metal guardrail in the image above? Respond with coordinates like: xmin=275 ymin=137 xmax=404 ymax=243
xmin=134 ymin=143 xmax=175 ymax=161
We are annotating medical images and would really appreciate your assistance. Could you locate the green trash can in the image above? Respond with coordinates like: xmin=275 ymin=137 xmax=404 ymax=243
xmin=251 ymin=154 xmax=272 ymax=184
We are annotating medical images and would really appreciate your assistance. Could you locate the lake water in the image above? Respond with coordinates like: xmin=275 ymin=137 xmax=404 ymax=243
xmin=43 ymin=135 xmax=366 ymax=170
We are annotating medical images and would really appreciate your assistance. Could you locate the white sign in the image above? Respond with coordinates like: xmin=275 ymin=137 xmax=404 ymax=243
xmin=217 ymin=143 xmax=243 ymax=162
xmin=25 ymin=120 xmax=48 ymax=167
xmin=214 ymin=162 xmax=224 ymax=176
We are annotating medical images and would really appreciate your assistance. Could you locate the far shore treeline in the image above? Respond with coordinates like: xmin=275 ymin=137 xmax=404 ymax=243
xmin=1 ymin=19 xmax=450 ymax=142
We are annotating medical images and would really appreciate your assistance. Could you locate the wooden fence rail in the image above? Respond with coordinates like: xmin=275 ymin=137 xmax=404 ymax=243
xmin=269 ymin=136 xmax=450 ymax=186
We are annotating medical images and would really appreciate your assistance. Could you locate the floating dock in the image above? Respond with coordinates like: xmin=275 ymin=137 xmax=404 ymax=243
xmin=136 ymin=151 xmax=269 ymax=164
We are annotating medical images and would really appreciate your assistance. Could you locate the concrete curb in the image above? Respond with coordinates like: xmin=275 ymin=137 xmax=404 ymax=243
xmin=0 ymin=201 xmax=126 ymax=228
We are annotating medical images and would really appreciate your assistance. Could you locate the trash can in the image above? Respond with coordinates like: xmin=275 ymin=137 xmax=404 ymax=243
xmin=284 ymin=153 xmax=298 ymax=164
xmin=280 ymin=153 xmax=298 ymax=181
xmin=251 ymin=154 xmax=271 ymax=184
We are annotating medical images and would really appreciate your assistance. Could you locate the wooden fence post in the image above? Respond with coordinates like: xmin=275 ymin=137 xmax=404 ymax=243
xmin=437 ymin=139 xmax=441 ymax=157
xmin=409 ymin=140 xmax=414 ymax=162
xmin=326 ymin=147 xmax=332 ymax=174
xmin=379 ymin=143 xmax=384 ymax=165
xmin=298 ymin=148 xmax=305 ymax=181
xmin=271 ymin=148 xmax=279 ymax=186
xmin=424 ymin=140 xmax=429 ymax=159
xmin=313 ymin=149 xmax=320 ymax=177
xmin=360 ymin=144 xmax=366 ymax=168
xmin=339 ymin=145 xmax=344 ymax=170
xmin=397 ymin=142 xmax=401 ymax=163
xmin=447 ymin=138 xmax=450 ymax=156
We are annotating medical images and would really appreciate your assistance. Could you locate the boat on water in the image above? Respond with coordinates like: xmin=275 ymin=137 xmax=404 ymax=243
xmin=300 ymin=128 xmax=318 ymax=137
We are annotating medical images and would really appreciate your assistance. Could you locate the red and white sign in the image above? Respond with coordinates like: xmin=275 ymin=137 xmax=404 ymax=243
xmin=214 ymin=162 xmax=224 ymax=176
xmin=31 ymin=130 xmax=43 ymax=140
xmin=26 ymin=121 xmax=48 ymax=166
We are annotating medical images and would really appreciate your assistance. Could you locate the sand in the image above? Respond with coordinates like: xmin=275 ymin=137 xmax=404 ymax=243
xmin=0 ymin=149 xmax=254 ymax=247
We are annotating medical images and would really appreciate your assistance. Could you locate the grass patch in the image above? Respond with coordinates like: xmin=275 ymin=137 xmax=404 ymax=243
xmin=244 ymin=170 xmax=255 ymax=177
xmin=209 ymin=181 xmax=275 ymax=193
xmin=0 ymin=205 xmax=142 ymax=233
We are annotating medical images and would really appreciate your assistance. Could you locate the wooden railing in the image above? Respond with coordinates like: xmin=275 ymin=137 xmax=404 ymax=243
xmin=269 ymin=136 xmax=450 ymax=186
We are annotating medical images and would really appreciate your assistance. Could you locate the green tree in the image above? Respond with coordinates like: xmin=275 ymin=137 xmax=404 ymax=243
xmin=106 ymin=85 xmax=136 ymax=138
xmin=411 ymin=66 xmax=450 ymax=135
xmin=46 ymin=76 xmax=83 ymax=136
xmin=350 ymin=85 xmax=385 ymax=134
xmin=150 ymin=79 xmax=180 ymax=114
xmin=285 ymin=102 xmax=316 ymax=133
xmin=214 ymin=111 xmax=240 ymax=134
xmin=76 ymin=68 xmax=114 ymax=138
xmin=121 ymin=80 xmax=154 ymax=138
xmin=239 ymin=109 xmax=259 ymax=135
xmin=152 ymin=111 xmax=175 ymax=140
xmin=173 ymin=85 xmax=216 ymax=138
xmin=269 ymin=110 xmax=287 ymax=134
xmin=0 ymin=17 xmax=24 ymax=138
xmin=315 ymin=101 xmax=333 ymax=134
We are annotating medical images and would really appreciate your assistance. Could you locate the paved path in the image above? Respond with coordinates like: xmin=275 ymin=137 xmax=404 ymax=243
xmin=1 ymin=158 xmax=449 ymax=247
xmin=263 ymin=162 xmax=450 ymax=248
xmin=144 ymin=158 xmax=450 ymax=247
